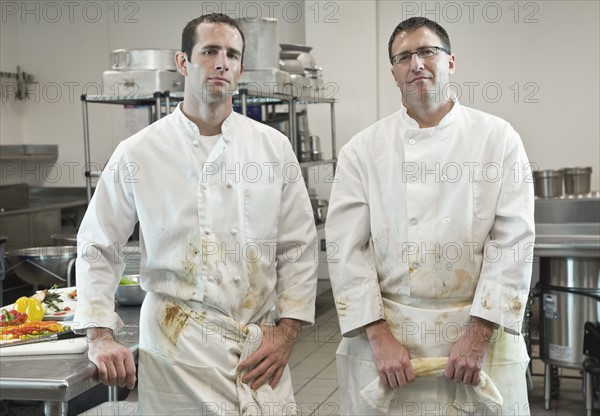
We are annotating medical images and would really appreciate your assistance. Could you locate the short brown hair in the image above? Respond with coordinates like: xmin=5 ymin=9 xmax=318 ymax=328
xmin=181 ymin=13 xmax=246 ymax=63
xmin=388 ymin=17 xmax=451 ymax=64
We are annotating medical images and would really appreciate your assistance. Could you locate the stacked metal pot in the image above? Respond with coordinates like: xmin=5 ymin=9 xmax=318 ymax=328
xmin=533 ymin=167 xmax=593 ymax=198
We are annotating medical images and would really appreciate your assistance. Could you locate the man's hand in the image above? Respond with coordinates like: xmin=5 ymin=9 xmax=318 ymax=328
xmin=366 ymin=320 xmax=415 ymax=389
xmin=444 ymin=316 xmax=497 ymax=386
xmin=87 ymin=327 xmax=137 ymax=390
xmin=238 ymin=318 xmax=301 ymax=390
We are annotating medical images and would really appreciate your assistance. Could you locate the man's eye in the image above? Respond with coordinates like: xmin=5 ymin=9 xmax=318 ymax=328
xmin=228 ymin=53 xmax=240 ymax=60
xmin=419 ymin=48 xmax=436 ymax=57
xmin=203 ymin=49 xmax=217 ymax=55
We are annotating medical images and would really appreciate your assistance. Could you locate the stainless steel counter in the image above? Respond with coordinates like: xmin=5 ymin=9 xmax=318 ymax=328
xmin=0 ymin=305 xmax=140 ymax=416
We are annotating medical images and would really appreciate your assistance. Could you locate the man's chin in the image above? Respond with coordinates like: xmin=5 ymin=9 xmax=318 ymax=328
xmin=200 ymin=86 xmax=236 ymax=103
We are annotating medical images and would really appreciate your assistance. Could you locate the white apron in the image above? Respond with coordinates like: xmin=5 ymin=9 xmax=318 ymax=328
xmin=336 ymin=298 xmax=531 ymax=415
xmin=137 ymin=292 xmax=297 ymax=415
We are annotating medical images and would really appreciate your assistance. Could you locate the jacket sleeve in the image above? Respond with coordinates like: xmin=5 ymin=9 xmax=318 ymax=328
xmin=74 ymin=143 xmax=138 ymax=332
xmin=325 ymin=145 xmax=385 ymax=337
xmin=274 ymin=142 xmax=318 ymax=325
xmin=470 ymin=130 xmax=536 ymax=334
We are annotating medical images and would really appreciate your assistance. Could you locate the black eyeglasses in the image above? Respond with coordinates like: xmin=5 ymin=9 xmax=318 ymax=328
xmin=391 ymin=46 xmax=450 ymax=65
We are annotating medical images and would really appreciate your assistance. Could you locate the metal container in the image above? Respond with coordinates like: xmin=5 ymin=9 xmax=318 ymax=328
xmin=51 ymin=234 xmax=77 ymax=245
xmin=50 ymin=235 xmax=141 ymax=276
xmin=4 ymin=246 xmax=77 ymax=287
xmin=102 ymin=69 xmax=184 ymax=96
xmin=310 ymin=135 xmax=322 ymax=160
xmin=563 ymin=167 xmax=592 ymax=196
xmin=111 ymin=49 xmax=178 ymax=71
xmin=311 ymin=199 xmax=329 ymax=224
xmin=115 ymin=275 xmax=146 ymax=305
xmin=534 ymin=170 xmax=564 ymax=198
xmin=539 ymin=257 xmax=600 ymax=369
xmin=236 ymin=18 xmax=279 ymax=69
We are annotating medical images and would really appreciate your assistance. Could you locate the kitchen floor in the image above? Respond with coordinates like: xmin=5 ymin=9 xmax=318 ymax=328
xmin=115 ymin=289 xmax=590 ymax=415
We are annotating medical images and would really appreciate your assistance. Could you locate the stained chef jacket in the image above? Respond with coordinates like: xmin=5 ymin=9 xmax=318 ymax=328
xmin=326 ymin=98 xmax=535 ymax=337
xmin=75 ymin=104 xmax=318 ymax=330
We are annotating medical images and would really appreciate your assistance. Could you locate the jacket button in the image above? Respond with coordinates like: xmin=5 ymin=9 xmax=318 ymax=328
xmin=193 ymin=140 xmax=199 ymax=147
xmin=409 ymin=218 xmax=417 ymax=225
xmin=408 ymin=139 xmax=416 ymax=145
xmin=443 ymin=217 xmax=451 ymax=224
xmin=231 ymin=227 xmax=238 ymax=235
xmin=233 ymin=275 xmax=241 ymax=282
xmin=202 ymin=184 xmax=208 ymax=190
xmin=226 ymin=181 xmax=233 ymax=188
xmin=207 ymin=275 xmax=215 ymax=282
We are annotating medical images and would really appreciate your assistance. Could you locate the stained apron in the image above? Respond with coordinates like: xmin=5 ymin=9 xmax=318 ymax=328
xmin=336 ymin=298 xmax=530 ymax=415
xmin=137 ymin=292 xmax=296 ymax=415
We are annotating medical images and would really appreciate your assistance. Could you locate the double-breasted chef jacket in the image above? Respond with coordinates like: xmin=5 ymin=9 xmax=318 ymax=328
xmin=74 ymin=103 xmax=318 ymax=413
xmin=326 ymin=98 xmax=535 ymax=414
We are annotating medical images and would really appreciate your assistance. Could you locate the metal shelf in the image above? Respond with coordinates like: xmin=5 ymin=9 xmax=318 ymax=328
xmin=80 ymin=89 xmax=337 ymax=201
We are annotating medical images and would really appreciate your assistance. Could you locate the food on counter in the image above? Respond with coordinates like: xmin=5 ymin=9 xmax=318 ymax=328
xmin=119 ymin=276 xmax=138 ymax=286
xmin=0 ymin=320 xmax=68 ymax=342
xmin=13 ymin=297 xmax=44 ymax=321
xmin=68 ymin=290 xmax=77 ymax=300
xmin=0 ymin=309 xmax=27 ymax=327
xmin=38 ymin=285 xmax=66 ymax=312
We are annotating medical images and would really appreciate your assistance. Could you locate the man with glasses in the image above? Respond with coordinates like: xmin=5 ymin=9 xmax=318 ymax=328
xmin=327 ymin=17 xmax=534 ymax=414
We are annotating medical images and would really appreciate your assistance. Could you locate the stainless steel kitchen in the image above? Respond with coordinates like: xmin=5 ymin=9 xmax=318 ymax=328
xmin=0 ymin=1 xmax=598 ymax=415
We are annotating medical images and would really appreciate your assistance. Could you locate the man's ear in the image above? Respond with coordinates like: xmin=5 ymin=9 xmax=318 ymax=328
xmin=448 ymin=54 xmax=456 ymax=76
xmin=175 ymin=51 xmax=188 ymax=77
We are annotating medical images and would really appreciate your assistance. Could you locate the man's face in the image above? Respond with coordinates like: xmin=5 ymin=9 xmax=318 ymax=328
xmin=177 ymin=22 xmax=244 ymax=103
xmin=390 ymin=26 xmax=455 ymax=104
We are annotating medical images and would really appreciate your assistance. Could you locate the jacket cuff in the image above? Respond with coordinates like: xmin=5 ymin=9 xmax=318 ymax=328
xmin=470 ymin=279 xmax=529 ymax=335
xmin=334 ymin=279 xmax=384 ymax=337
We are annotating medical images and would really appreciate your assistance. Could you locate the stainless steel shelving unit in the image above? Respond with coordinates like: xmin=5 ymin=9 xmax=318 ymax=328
xmin=80 ymin=88 xmax=337 ymax=201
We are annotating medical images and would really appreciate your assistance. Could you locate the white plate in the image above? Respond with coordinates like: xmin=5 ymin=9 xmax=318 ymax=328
xmin=41 ymin=287 xmax=77 ymax=321
xmin=43 ymin=309 xmax=75 ymax=321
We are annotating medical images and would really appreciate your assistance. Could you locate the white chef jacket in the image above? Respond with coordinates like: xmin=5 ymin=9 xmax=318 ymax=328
xmin=326 ymin=98 xmax=535 ymax=336
xmin=326 ymin=99 xmax=535 ymax=414
xmin=75 ymin=103 xmax=318 ymax=331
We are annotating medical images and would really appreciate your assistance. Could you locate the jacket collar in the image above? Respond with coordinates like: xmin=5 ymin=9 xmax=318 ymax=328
xmin=399 ymin=90 xmax=460 ymax=129
xmin=173 ymin=102 xmax=236 ymax=143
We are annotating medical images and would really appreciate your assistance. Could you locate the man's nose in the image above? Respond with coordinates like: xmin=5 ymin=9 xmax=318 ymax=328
xmin=215 ymin=51 xmax=230 ymax=72
xmin=410 ymin=53 xmax=425 ymax=71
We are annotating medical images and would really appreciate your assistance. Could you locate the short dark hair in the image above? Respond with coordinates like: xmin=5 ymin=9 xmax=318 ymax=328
xmin=181 ymin=13 xmax=246 ymax=63
xmin=388 ymin=17 xmax=451 ymax=63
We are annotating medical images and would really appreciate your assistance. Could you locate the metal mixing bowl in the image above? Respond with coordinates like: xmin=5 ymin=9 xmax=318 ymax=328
xmin=4 ymin=246 xmax=77 ymax=287
xmin=115 ymin=275 xmax=146 ymax=306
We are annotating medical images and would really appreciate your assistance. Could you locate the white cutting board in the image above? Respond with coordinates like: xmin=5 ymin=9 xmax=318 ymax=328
xmin=0 ymin=337 xmax=88 ymax=357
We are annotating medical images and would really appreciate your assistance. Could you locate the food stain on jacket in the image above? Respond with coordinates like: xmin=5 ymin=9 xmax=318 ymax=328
xmin=277 ymin=292 xmax=306 ymax=316
xmin=181 ymin=238 xmax=200 ymax=286
xmin=481 ymin=293 xmax=493 ymax=310
xmin=159 ymin=302 xmax=189 ymax=346
xmin=508 ymin=296 xmax=522 ymax=316
xmin=238 ymin=247 xmax=268 ymax=313
xmin=335 ymin=297 xmax=349 ymax=316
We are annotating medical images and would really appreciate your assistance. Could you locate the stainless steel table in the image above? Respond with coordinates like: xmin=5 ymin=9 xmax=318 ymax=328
xmin=0 ymin=305 xmax=140 ymax=416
